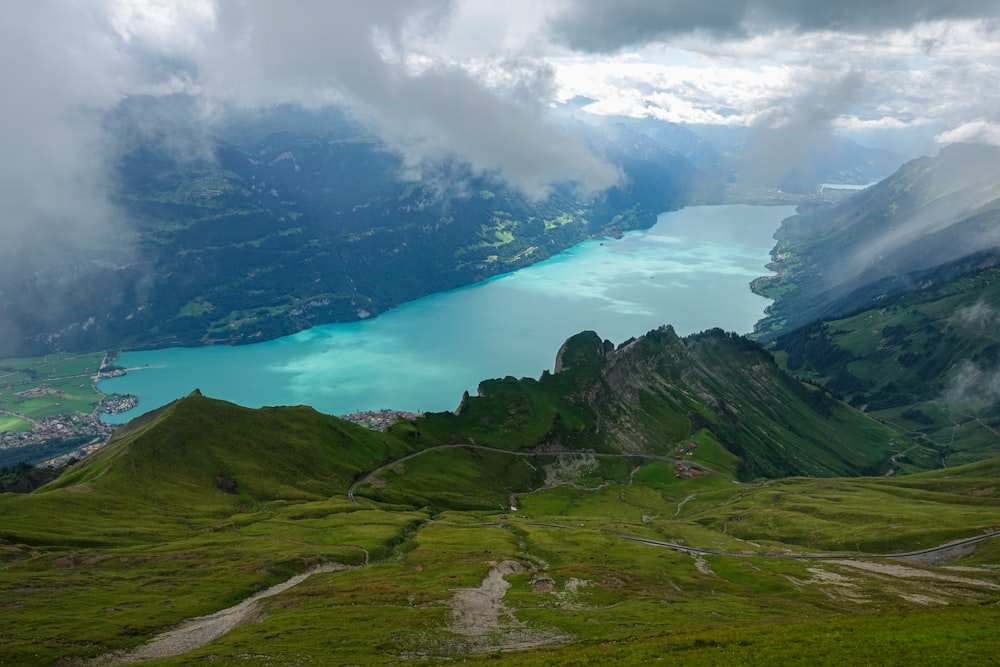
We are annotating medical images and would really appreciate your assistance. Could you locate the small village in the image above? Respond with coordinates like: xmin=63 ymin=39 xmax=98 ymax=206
xmin=0 ymin=359 xmax=138 ymax=468
xmin=339 ymin=408 xmax=423 ymax=431
xmin=673 ymin=441 xmax=703 ymax=479
xmin=0 ymin=411 xmax=116 ymax=467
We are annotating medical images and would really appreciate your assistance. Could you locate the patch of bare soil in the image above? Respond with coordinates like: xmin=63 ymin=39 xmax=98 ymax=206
xmin=831 ymin=559 xmax=1000 ymax=591
xmin=896 ymin=541 xmax=979 ymax=565
xmin=691 ymin=554 xmax=715 ymax=577
xmin=88 ymin=563 xmax=349 ymax=665
xmin=800 ymin=567 xmax=869 ymax=603
xmin=445 ymin=560 xmax=567 ymax=653
xmin=542 ymin=453 xmax=598 ymax=487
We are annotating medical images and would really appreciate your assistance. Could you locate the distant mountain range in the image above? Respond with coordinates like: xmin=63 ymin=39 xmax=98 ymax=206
xmin=0 ymin=98 xmax=903 ymax=357
xmin=744 ymin=142 xmax=1000 ymax=471
xmin=753 ymin=142 xmax=1000 ymax=339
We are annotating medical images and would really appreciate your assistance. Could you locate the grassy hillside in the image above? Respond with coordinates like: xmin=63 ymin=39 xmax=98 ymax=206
xmin=392 ymin=327 xmax=912 ymax=485
xmin=0 ymin=389 xmax=996 ymax=665
xmin=754 ymin=142 xmax=1000 ymax=339
xmin=769 ymin=263 xmax=1000 ymax=468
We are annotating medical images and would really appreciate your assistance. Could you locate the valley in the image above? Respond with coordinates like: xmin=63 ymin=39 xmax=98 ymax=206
xmin=2 ymin=137 xmax=998 ymax=666
xmin=5 ymin=4 xmax=1000 ymax=665
xmin=0 ymin=387 xmax=997 ymax=665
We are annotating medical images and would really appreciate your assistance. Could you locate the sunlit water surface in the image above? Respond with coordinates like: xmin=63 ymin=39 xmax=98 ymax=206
xmin=100 ymin=204 xmax=794 ymax=422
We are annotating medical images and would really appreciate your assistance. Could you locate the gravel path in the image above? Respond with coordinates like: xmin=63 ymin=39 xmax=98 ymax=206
xmin=89 ymin=563 xmax=349 ymax=665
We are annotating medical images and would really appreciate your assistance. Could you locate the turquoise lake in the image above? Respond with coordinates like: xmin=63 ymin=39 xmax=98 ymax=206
xmin=99 ymin=204 xmax=795 ymax=423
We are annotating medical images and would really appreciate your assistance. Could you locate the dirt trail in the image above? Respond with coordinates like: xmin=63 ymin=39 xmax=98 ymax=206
xmin=90 ymin=563 xmax=348 ymax=665
xmin=831 ymin=559 xmax=1000 ymax=590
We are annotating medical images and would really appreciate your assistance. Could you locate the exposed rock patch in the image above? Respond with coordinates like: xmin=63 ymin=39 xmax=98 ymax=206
xmin=444 ymin=560 xmax=566 ymax=653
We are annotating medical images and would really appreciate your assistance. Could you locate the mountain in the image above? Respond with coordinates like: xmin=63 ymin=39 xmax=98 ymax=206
xmin=1 ymin=96 xmax=908 ymax=358
xmin=0 ymin=99 xmax=701 ymax=357
xmin=769 ymin=261 xmax=1000 ymax=468
xmin=753 ymin=142 xmax=1000 ymax=339
xmin=554 ymin=102 xmax=905 ymax=199
xmin=686 ymin=124 xmax=904 ymax=194
xmin=392 ymin=327 xmax=911 ymax=489
xmin=0 ymin=336 xmax=997 ymax=665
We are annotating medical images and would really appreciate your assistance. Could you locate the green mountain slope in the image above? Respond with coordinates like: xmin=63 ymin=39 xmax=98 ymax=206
xmin=0 ymin=384 xmax=997 ymax=665
xmin=754 ymin=142 xmax=1000 ymax=339
xmin=769 ymin=262 xmax=1000 ymax=468
xmin=1 ymin=392 xmax=416 ymax=549
xmin=385 ymin=327 xmax=911 ymax=488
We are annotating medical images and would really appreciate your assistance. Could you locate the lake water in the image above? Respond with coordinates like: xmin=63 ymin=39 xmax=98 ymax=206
xmin=99 ymin=204 xmax=795 ymax=423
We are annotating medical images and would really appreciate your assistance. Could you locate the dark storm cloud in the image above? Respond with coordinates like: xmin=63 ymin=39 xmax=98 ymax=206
xmin=549 ymin=0 xmax=1000 ymax=52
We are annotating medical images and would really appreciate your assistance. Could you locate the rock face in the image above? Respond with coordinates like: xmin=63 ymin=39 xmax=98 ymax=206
xmin=553 ymin=331 xmax=613 ymax=373
xmin=446 ymin=326 xmax=904 ymax=479
xmin=549 ymin=327 xmax=893 ymax=477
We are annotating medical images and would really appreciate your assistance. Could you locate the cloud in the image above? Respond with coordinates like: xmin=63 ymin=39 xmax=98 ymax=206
xmin=0 ymin=2 xmax=126 ymax=273
xmin=943 ymin=301 xmax=1000 ymax=414
xmin=936 ymin=121 xmax=1000 ymax=147
xmin=951 ymin=299 xmax=1000 ymax=329
xmin=1 ymin=0 xmax=999 ymax=311
xmin=191 ymin=1 xmax=617 ymax=198
xmin=547 ymin=0 xmax=1000 ymax=52
xmin=942 ymin=359 xmax=1000 ymax=414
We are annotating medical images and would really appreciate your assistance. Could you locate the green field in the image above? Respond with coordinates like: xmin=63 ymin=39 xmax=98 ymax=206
xmin=1 ymin=393 xmax=998 ymax=665
xmin=0 ymin=352 xmax=106 ymax=419
xmin=0 ymin=415 xmax=31 ymax=433
xmin=770 ymin=265 xmax=1000 ymax=467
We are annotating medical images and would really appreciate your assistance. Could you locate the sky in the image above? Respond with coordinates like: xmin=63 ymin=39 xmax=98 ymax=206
xmin=1 ymin=0 xmax=999 ymax=277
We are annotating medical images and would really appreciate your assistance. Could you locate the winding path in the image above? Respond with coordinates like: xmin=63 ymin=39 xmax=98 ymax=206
xmin=617 ymin=530 xmax=1000 ymax=561
xmin=349 ymin=442 xmax=1000 ymax=563
xmin=347 ymin=444 xmax=705 ymax=502
xmin=90 ymin=563 xmax=351 ymax=665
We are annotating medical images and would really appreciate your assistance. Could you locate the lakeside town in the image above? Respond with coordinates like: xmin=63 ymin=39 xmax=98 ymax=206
xmin=0 ymin=355 xmax=139 ymax=468
xmin=339 ymin=408 xmax=424 ymax=431
xmin=2 ymin=349 xmax=424 ymax=471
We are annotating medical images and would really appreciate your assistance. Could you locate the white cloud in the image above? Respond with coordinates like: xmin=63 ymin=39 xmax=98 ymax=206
xmin=936 ymin=121 xmax=1000 ymax=147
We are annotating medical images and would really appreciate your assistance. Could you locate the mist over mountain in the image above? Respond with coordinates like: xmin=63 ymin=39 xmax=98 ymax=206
xmin=0 ymin=90 xmax=915 ymax=358
xmin=5 ymin=4 xmax=1000 ymax=665
xmin=0 ymin=99 xmax=709 ymax=357
xmin=3 ymin=1 xmax=999 ymax=357
xmin=754 ymin=142 xmax=1000 ymax=340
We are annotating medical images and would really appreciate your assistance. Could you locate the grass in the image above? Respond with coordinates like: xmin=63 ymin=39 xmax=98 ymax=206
xmin=0 ymin=352 xmax=106 ymax=419
xmin=770 ymin=265 xmax=1000 ymax=467
xmin=0 ymin=415 xmax=31 ymax=433
xmin=0 ymin=389 xmax=998 ymax=665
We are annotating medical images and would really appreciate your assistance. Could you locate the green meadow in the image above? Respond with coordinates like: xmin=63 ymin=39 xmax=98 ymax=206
xmin=1 ymin=393 xmax=998 ymax=665
xmin=0 ymin=352 xmax=106 ymax=419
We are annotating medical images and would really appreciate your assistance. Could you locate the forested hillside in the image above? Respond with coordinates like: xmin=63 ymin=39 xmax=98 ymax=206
xmin=0 ymin=102 xmax=699 ymax=357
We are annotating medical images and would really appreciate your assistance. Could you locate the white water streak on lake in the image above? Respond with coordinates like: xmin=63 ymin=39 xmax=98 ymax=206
xmin=100 ymin=205 xmax=794 ymax=422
